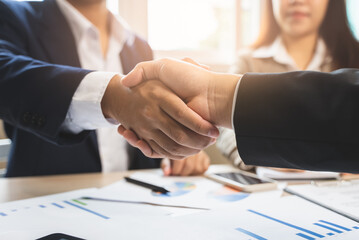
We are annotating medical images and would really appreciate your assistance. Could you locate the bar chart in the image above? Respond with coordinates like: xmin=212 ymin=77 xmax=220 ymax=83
xmin=0 ymin=198 xmax=111 ymax=220
xmin=235 ymin=209 xmax=359 ymax=240
xmin=173 ymin=195 xmax=359 ymax=240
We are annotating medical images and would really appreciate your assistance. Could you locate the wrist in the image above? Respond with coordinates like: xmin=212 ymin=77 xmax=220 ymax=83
xmin=101 ymin=74 xmax=124 ymax=120
xmin=209 ymin=73 xmax=241 ymax=128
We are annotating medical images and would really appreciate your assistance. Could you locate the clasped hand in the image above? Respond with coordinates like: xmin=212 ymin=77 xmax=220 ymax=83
xmin=114 ymin=58 xmax=241 ymax=159
xmin=101 ymin=62 xmax=221 ymax=160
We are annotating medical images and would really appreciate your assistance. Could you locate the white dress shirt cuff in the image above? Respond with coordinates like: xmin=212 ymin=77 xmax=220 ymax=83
xmin=62 ymin=71 xmax=120 ymax=134
xmin=231 ymin=76 xmax=242 ymax=129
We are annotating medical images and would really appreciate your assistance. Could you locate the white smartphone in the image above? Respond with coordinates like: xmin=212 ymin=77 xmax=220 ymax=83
xmin=205 ymin=170 xmax=277 ymax=192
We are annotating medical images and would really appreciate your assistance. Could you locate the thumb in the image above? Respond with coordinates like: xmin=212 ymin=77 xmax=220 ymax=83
xmin=161 ymin=158 xmax=172 ymax=176
xmin=122 ymin=60 xmax=165 ymax=88
xmin=121 ymin=65 xmax=145 ymax=88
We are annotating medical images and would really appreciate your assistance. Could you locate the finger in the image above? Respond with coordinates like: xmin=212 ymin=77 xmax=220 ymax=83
xmin=180 ymin=158 xmax=195 ymax=176
xmin=190 ymin=152 xmax=210 ymax=175
xmin=148 ymin=128 xmax=201 ymax=157
xmin=159 ymin=90 xmax=219 ymax=139
xmin=118 ymin=125 xmax=140 ymax=146
xmin=136 ymin=140 xmax=159 ymax=158
xmin=171 ymin=159 xmax=186 ymax=176
xmin=148 ymin=139 xmax=186 ymax=160
xmin=197 ymin=152 xmax=210 ymax=175
xmin=119 ymin=127 xmax=160 ymax=158
xmin=161 ymin=158 xmax=172 ymax=176
xmin=117 ymin=125 xmax=126 ymax=135
xmin=121 ymin=60 xmax=163 ymax=87
xmin=182 ymin=58 xmax=210 ymax=70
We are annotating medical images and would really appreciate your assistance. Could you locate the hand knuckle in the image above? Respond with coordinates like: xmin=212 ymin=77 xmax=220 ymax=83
xmin=174 ymin=132 xmax=186 ymax=144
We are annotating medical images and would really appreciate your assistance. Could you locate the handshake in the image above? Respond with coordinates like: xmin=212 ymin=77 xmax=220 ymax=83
xmin=101 ymin=58 xmax=241 ymax=160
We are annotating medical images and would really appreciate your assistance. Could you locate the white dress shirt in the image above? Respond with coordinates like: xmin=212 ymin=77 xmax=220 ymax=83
xmin=57 ymin=0 xmax=132 ymax=172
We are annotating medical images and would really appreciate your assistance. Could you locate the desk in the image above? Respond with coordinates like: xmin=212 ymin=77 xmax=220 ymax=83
xmin=0 ymin=170 xmax=139 ymax=203
xmin=1 ymin=165 xmax=356 ymax=204
xmin=0 ymin=164 xmax=238 ymax=204
xmin=1 ymin=165 xmax=358 ymax=239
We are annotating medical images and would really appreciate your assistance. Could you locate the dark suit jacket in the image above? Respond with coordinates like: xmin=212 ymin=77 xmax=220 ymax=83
xmin=0 ymin=0 xmax=160 ymax=177
xmin=234 ymin=69 xmax=359 ymax=173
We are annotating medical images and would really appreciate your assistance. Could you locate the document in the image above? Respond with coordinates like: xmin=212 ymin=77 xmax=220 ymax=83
xmin=87 ymin=171 xmax=283 ymax=212
xmin=170 ymin=195 xmax=359 ymax=239
xmin=1 ymin=179 xmax=359 ymax=239
xmin=286 ymin=180 xmax=359 ymax=222
xmin=0 ymin=189 xmax=175 ymax=239
xmin=256 ymin=167 xmax=340 ymax=181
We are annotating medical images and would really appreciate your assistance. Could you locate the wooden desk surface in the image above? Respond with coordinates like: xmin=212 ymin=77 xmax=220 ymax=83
xmin=2 ymin=165 xmax=355 ymax=204
xmin=0 ymin=171 xmax=138 ymax=203
xmin=0 ymin=165 xmax=236 ymax=204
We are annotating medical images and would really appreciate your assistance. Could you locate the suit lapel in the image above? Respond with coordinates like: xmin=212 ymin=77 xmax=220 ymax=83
xmin=35 ymin=0 xmax=100 ymax=161
xmin=120 ymin=38 xmax=139 ymax=75
xmin=35 ymin=0 xmax=81 ymax=67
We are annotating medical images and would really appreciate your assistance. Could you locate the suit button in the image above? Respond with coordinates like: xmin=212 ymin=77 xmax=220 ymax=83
xmin=31 ymin=114 xmax=39 ymax=125
xmin=37 ymin=116 xmax=46 ymax=127
xmin=22 ymin=112 xmax=31 ymax=124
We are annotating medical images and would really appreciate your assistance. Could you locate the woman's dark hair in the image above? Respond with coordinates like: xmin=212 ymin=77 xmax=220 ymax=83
xmin=252 ymin=0 xmax=359 ymax=69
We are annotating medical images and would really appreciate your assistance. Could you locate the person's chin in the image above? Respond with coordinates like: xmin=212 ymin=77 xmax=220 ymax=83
xmin=286 ymin=25 xmax=314 ymax=38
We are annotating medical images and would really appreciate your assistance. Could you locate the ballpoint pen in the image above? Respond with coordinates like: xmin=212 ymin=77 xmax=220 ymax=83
xmin=124 ymin=176 xmax=170 ymax=194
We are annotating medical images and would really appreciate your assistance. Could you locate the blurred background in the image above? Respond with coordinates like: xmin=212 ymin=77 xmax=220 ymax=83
xmin=2 ymin=0 xmax=359 ymax=166
xmin=105 ymin=0 xmax=359 ymax=71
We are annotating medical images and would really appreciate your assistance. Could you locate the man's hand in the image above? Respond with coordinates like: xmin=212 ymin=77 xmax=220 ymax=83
xmin=101 ymin=74 xmax=219 ymax=159
xmin=122 ymin=58 xmax=241 ymax=127
xmin=161 ymin=151 xmax=210 ymax=176
xmin=118 ymin=58 xmax=241 ymax=157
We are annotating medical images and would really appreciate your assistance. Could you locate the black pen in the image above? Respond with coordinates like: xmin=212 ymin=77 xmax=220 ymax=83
xmin=124 ymin=176 xmax=170 ymax=194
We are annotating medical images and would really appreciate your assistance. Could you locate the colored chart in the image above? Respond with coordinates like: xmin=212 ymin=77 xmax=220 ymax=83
xmin=0 ymin=199 xmax=110 ymax=220
xmin=151 ymin=182 xmax=196 ymax=197
xmin=208 ymin=186 xmax=249 ymax=202
xmin=236 ymin=209 xmax=359 ymax=240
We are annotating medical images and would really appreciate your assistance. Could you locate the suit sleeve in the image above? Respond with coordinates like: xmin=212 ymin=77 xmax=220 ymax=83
xmin=0 ymin=2 xmax=92 ymax=145
xmin=233 ymin=69 xmax=359 ymax=173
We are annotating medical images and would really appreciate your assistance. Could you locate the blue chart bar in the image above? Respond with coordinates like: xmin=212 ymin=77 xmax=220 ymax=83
xmin=248 ymin=210 xmax=325 ymax=238
xmin=296 ymin=233 xmax=315 ymax=240
xmin=39 ymin=205 xmax=46 ymax=208
xmin=236 ymin=227 xmax=267 ymax=240
xmin=64 ymin=200 xmax=110 ymax=220
xmin=0 ymin=212 xmax=6 ymax=217
xmin=52 ymin=203 xmax=64 ymax=209
xmin=314 ymin=223 xmax=342 ymax=233
xmin=353 ymin=226 xmax=359 ymax=230
xmin=319 ymin=220 xmax=351 ymax=232
xmin=327 ymin=233 xmax=334 ymax=236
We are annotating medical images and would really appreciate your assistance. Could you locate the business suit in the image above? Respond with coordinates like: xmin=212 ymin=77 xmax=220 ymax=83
xmin=234 ymin=69 xmax=359 ymax=173
xmin=0 ymin=0 xmax=160 ymax=177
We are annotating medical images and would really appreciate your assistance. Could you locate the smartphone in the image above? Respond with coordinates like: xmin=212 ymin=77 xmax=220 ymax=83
xmin=205 ymin=170 xmax=277 ymax=192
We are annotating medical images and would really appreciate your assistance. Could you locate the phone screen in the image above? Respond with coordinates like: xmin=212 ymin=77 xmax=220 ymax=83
xmin=215 ymin=172 xmax=268 ymax=185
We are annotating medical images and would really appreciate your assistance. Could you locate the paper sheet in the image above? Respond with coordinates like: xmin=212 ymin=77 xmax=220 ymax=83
xmin=170 ymin=195 xmax=359 ymax=239
xmin=1 ymin=179 xmax=358 ymax=239
xmin=87 ymin=171 xmax=283 ymax=211
xmin=256 ymin=167 xmax=340 ymax=180
xmin=286 ymin=180 xmax=359 ymax=222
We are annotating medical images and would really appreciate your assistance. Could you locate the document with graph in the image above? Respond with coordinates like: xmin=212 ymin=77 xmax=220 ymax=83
xmin=170 ymin=195 xmax=359 ymax=240
xmin=0 ymin=181 xmax=358 ymax=239
xmin=286 ymin=180 xmax=359 ymax=222
xmin=86 ymin=171 xmax=283 ymax=211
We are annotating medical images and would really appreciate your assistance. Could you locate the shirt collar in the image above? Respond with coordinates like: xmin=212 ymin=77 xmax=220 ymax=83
xmin=252 ymin=37 xmax=331 ymax=71
xmin=56 ymin=0 xmax=130 ymax=48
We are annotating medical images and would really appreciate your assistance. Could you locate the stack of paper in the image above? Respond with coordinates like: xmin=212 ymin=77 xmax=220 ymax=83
xmin=286 ymin=180 xmax=359 ymax=222
xmin=256 ymin=167 xmax=340 ymax=181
